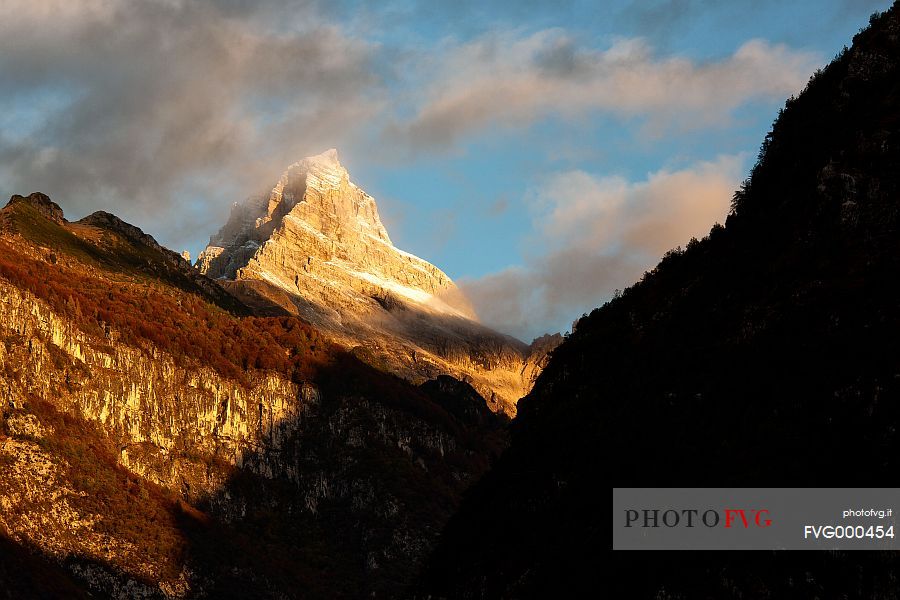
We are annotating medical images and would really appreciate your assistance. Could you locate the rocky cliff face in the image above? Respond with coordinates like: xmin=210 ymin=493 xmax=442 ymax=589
xmin=198 ymin=149 xmax=473 ymax=319
xmin=0 ymin=275 xmax=302 ymax=486
xmin=0 ymin=196 xmax=507 ymax=598
xmin=198 ymin=149 xmax=539 ymax=416
xmin=421 ymin=6 xmax=900 ymax=598
xmin=6 ymin=192 xmax=64 ymax=224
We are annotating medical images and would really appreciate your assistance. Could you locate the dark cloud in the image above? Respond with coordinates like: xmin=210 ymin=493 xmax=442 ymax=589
xmin=533 ymin=37 xmax=585 ymax=76
xmin=0 ymin=0 xmax=384 ymax=250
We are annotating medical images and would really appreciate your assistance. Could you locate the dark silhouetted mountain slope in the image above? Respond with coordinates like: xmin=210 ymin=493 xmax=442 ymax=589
xmin=420 ymin=4 xmax=900 ymax=598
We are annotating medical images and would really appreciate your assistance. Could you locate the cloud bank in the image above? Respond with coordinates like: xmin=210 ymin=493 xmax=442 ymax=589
xmin=0 ymin=0 xmax=383 ymax=244
xmin=392 ymin=30 xmax=819 ymax=149
xmin=1 ymin=3 xmax=817 ymax=242
xmin=460 ymin=154 xmax=746 ymax=340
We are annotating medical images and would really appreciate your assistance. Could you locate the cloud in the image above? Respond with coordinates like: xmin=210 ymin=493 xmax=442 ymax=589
xmin=0 ymin=2 xmax=821 ymax=260
xmin=0 ymin=0 xmax=384 ymax=249
xmin=460 ymin=154 xmax=745 ymax=341
xmin=391 ymin=29 xmax=819 ymax=149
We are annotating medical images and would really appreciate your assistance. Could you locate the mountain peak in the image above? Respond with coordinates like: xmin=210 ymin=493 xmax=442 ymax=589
xmin=298 ymin=148 xmax=341 ymax=169
xmin=197 ymin=154 xmax=537 ymax=415
xmin=282 ymin=148 xmax=354 ymax=204
xmin=197 ymin=154 xmax=474 ymax=318
xmin=77 ymin=210 xmax=163 ymax=252
xmin=286 ymin=148 xmax=346 ymax=188
xmin=6 ymin=192 xmax=65 ymax=224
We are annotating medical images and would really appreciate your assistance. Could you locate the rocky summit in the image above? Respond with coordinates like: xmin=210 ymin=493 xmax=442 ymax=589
xmin=197 ymin=149 xmax=550 ymax=416
xmin=197 ymin=149 xmax=474 ymax=319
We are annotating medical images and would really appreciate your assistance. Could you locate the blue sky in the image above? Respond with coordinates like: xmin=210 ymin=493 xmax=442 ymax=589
xmin=0 ymin=0 xmax=888 ymax=340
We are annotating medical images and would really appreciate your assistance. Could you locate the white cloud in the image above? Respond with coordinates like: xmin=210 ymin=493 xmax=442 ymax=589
xmin=461 ymin=154 xmax=746 ymax=340
xmin=393 ymin=30 xmax=819 ymax=148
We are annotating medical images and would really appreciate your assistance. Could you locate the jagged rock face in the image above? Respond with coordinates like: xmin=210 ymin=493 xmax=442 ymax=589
xmin=0 ymin=276 xmax=302 ymax=474
xmin=7 ymin=192 xmax=64 ymax=224
xmin=198 ymin=149 xmax=539 ymax=415
xmin=198 ymin=149 xmax=474 ymax=319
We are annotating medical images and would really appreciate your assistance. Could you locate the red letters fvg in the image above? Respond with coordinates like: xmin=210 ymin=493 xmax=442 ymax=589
xmin=725 ymin=508 xmax=772 ymax=528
